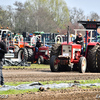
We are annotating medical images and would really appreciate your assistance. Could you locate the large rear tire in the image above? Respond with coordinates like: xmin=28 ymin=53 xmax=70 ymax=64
xmin=87 ymin=45 xmax=99 ymax=72
xmin=97 ymin=46 xmax=100 ymax=72
xmin=27 ymin=48 xmax=34 ymax=63
xmin=50 ymin=44 xmax=61 ymax=57
xmin=18 ymin=48 xmax=28 ymax=61
xmin=79 ymin=57 xmax=86 ymax=73
xmin=50 ymin=55 xmax=59 ymax=72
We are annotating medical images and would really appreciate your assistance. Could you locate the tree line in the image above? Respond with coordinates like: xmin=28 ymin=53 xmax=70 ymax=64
xmin=0 ymin=0 xmax=100 ymax=34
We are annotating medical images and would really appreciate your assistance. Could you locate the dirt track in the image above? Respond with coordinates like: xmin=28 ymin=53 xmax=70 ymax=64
xmin=3 ymin=68 xmax=100 ymax=82
xmin=2 ymin=68 xmax=100 ymax=100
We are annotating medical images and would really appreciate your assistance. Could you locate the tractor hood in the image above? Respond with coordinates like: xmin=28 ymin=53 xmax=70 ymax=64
xmin=62 ymin=41 xmax=73 ymax=45
xmin=39 ymin=46 xmax=49 ymax=50
xmin=88 ymin=42 xmax=100 ymax=46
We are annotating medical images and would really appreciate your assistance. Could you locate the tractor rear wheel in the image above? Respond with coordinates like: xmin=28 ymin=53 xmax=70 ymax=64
xmin=50 ymin=55 xmax=59 ymax=72
xmin=27 ymin=48 xmax=34 ymax=63
xmin=38 ymin=56 xmax=44 ymax=64
xmin=79 ymin=57 xmax=86 ymax=73
xmin=18 ymin=48 xmax=28 ymax=61
xmin=87 ymin=45 xmax=99 ymax=72
xmin=50 ymin=44 xmax=61 ymax=57
xmin=97 ymin=46 xmax=100 ymax=72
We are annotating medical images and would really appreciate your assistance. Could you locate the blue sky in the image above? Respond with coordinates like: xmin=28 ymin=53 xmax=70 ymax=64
xmin=1 ymin=0 xmax=100 ymax=16
xmin=65 ymin=0 xmax=100 ymax=15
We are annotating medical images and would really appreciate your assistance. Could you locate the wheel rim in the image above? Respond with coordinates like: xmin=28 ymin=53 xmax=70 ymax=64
xmin=54 ymin=58 xmax=58 ymax=70
xmin=81 ymin=59 xmax=86 ymax=73
xmin=38 ymin=58 xmax=41 ymax=64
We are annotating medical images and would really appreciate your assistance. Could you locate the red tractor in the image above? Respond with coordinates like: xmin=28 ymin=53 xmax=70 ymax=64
xmin=50 ymin=21 xmax=100 ymax=73
xmin=17 ymin=46 xmax=50 ymax=64
xmin=17 ymin=32 xmax=51 ymax=64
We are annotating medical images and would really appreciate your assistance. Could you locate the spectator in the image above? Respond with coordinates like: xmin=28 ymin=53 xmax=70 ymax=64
xmin=0 ymin=37 xmax=7 ymax=86
xmin=3 ymin=37 xmax=7 ymax=45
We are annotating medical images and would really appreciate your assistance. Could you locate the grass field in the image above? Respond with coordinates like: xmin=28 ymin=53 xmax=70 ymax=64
xmin=3 ymin=64 xmax=50 ymax=69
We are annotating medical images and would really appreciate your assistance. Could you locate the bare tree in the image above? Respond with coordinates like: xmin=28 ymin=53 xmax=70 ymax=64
xmin=69 ymin=7 xmax=85 ymax=23
xmin=86 ymin=12 xmax=100 ymax=21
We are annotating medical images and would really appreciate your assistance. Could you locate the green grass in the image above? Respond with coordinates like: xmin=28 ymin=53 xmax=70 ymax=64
xmin=0 ymin=88 xmax=38 ymax=95
xmin=5 ymin=81 xmax=33 ymax=86
xmin=4 ymin=79 xmax=100 ymax=86
xmin=79 ymin=78 xmax=100 ymax=84
xmin=3 ymin=64 xmax=50 ymax=69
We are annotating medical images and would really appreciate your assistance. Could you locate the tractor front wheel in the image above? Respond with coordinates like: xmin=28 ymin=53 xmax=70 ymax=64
xmin=50 ymin=55 xmax=59 ymax=72
xmin=38 ymin=56 xmax=44 ymax=64
xmin=18 ymin=48 xmax=28 ymax=61
xmin=79 ymin=57 xmax=87 ymax=73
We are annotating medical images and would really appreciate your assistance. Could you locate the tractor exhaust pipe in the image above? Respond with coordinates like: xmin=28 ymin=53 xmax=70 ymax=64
xmin=67 ymin=26 xmax=70 ymax=44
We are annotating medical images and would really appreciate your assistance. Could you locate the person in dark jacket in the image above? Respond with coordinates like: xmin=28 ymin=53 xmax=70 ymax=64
xmin=0 ymin=37 xmax=7 ymax=86
xmin=73 ymin=33 xmax=84 ymax=55
xmin=36 ymin=39 xmax=42 ymax=48
xmin=2 ymin=37 xmax=7 ymax=45
xmin=73 ymin=33 xmax=84 ymax=47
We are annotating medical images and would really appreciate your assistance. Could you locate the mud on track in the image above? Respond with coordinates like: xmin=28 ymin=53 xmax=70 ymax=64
xmin=2 ymin=68 xmax=100 ymax=100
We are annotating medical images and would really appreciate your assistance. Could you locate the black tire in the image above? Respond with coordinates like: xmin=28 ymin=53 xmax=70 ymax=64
xmin=18 ymin=48 xmax=28 ymax=61
xmin=50 ymin=44 xmax=61 ymax=57
xmin=38 ymin=56 xmax=44 ymax=64
xmin=50 ymin=55 xmax=59 ymax=72
xmin=27 ymin=48 xmax=34 ymax=63
xmin=97 ymin=46 xmax=100 ymax=72
xmin=87 ymin=45 xmax=99 ymax=72
xmin=79 ymin=57 xmax=87 ymax=73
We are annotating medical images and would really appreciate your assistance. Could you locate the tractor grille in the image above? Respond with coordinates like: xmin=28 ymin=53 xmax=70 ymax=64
xmin=62 ymin=45 xmax=72 ymax=58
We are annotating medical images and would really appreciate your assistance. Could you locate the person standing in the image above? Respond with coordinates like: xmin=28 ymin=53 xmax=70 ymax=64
xmin=3 ymin=37 xmax=7 ymax=45
xmin=0 ymin=37 xmax=7 ymax=86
